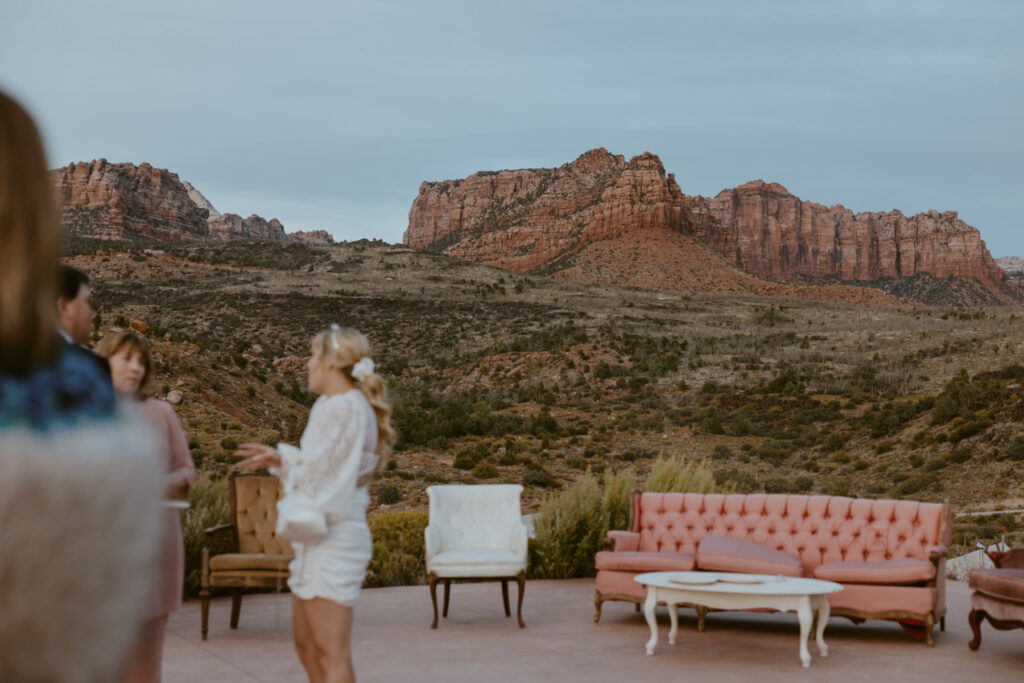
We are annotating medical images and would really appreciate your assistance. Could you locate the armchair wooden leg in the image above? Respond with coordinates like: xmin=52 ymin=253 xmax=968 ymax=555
xmin=925 ymin=613 xmax=935 ymax=647
xmin=940 ymin=616 xmax=945 ymax=632
xmin=501 ymin=579 xmax=511 ymax=617
xmin=230 ymin=589 xmax=242 ymax=630
xmin=428 ymin=573 xmax=439 ymax=629
xmin=515 ymin=571 xmax=526 ymax=628
xmin=442 ymin=579 xmax=451 ymax=618
xmin=968 ymin=609 xmax=984 ymax=650
xmin=635 ymin=602 xmax=641 ymax=612
xmin=200 ymin=589 xmax=210 ymax=641
xmin=593 ymin=591 xmax=603 ymax=623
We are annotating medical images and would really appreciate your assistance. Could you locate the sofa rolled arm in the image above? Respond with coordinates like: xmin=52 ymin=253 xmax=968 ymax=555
xmin=604 ymin=530 xmax=640 ymax=552
xmin=203 ymin=523 xmax=236 ymax=557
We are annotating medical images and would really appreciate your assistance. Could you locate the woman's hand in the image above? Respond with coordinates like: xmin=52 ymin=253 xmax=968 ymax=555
xmin=165 ymin=471 xmax=191 ymax=500
xmin=234 ymin=442 xmax=283 ymax=471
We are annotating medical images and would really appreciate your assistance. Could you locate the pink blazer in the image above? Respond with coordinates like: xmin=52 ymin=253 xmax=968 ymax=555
xmin=139 ymin=398 xmax=197 ymax=616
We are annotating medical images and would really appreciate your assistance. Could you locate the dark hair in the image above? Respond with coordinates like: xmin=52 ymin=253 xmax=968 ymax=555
xmin=57 ymin=265 xmax=89 ymax=302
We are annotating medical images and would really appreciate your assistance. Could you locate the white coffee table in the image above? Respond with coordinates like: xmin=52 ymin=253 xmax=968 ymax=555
xmin=635 ymin=571 xmax=843 ymax=668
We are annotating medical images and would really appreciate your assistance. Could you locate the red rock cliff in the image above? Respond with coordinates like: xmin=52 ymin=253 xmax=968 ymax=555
xmin=690 ymin=180 xmax=1007 ymax=291
xmin=404 ymin=150 xmax=1009 ymax=297
xmin=208 ymin=213 xmax=287 ymax=241
xmin=404 ymin=148 xmax=689 ymax=272
xmin=52 ymin=159 xmax=209 ymax=240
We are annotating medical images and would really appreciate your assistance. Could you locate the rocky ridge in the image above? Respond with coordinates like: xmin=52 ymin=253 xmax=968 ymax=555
xmin=405 ymin=149 xmax=1014 ymax=304
xmin=53 ymin=160 xmax=333 ymax=244
xmin=997 ymin=256 xmax=1024 ymax=277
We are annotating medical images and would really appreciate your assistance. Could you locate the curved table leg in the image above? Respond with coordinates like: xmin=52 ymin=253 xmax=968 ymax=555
xmin=797 ymin=594 xmax=813 ymax=668
xmin=813 ymin=596 xmax=830 ymax=657
xmin=667 ymin=602 xmax=679 ymax=645
xmin=644 ymin=589 xmax=659 ymax=655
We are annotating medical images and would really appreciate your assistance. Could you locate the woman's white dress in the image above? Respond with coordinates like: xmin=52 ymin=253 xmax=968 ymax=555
xmin=273 ymin=390 xmax=378 ymax=606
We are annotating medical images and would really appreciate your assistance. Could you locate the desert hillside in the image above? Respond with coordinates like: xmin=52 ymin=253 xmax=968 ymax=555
xmin=67 ymin=236 xmax=1024 ymax=556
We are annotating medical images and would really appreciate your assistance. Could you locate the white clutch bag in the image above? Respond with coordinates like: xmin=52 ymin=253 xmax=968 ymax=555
xmin=275 ymin=494 xmax=327 ymax=544
xmin=275 ymin=444 xmax=327 ymax=544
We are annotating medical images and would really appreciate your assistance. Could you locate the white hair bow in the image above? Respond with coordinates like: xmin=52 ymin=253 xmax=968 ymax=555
xmin=351 ymin=357 xmax=375 ymax=381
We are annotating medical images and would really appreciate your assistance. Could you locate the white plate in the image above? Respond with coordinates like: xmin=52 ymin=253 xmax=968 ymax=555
xmin=164 ymin=501 xmax=190 ymax=509
xmin=669 ymin=573 xmax=718 ymax=585
xmin=715 ymin=574 xmax=763 ymax=584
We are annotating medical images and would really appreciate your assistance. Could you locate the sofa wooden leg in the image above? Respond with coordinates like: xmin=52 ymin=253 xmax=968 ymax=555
xmin=502 ymin=579 xmax=511 ymax=617
xmin=925 ymin=613 xmax=935 ymax=647
xmin=200 ymin=589 xmax=210 ymax=641
xmin=428 ymin=573 xmax=439 ymax=629
xmin=515 ymin=571 xmax=526 ymax=628
xmin=593 ymin=591 xmax=603 ymax=623
xmin=442 ymin=579 xmax=451 ymax=618
xmin=697 ymin=605 xmax=708 ymax=632
xmin=230 ymin=589 xmax=242 ymax=630
xmin=940 ymin=616 xmax=945 ymax=632
xmin=635 ymin=602 xmax=641 ymax=612
xmin=968 ymin=609 xmax=984 ymax=650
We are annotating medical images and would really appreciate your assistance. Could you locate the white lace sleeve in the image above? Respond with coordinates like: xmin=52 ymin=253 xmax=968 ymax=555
xmin=289 ymin=395 xmax=366 ymax=513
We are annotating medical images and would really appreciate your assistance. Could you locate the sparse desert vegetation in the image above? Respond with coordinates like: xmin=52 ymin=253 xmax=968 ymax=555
xmin=65 ymin=237 xmax=1024 ymax=594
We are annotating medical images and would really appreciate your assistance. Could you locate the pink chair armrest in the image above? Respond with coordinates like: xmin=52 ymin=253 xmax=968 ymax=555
xmin=606 ymin=531 xmax=640 ymax=552
xmin=927 ymin=545 xmax=948 ymax=561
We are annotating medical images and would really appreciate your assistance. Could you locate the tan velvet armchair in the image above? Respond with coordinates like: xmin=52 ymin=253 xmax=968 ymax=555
xmin=200 ymin=473 xmax=293 ymax=640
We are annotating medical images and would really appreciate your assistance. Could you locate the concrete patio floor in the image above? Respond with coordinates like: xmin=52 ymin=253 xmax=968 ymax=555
xmin=165 ymin=579 xmax=1021 ymax=682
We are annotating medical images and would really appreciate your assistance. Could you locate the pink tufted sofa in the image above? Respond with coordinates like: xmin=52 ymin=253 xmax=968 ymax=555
xmin=594 ymin=491 xmax=951 ymax=645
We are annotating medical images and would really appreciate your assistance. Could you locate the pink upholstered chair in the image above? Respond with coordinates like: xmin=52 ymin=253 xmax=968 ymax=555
xmin=968 ymin=547 xmax=1024 ymax=650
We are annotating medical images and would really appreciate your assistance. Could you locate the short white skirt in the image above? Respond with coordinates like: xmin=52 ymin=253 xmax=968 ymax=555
xmin=287 ymin=487 xmax=372 ymax=607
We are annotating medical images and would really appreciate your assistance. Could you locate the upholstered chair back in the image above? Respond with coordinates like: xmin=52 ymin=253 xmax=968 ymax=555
xmin=427 ymin=485 xmax=524 ymax=553
xmin=633 ymin=493 xmax=950 ymax=572
xmin=231 ymin=474 xmax=293 ymax=556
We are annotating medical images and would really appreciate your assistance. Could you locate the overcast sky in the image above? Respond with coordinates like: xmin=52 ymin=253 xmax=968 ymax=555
xmin=2 ymin=0 xmax=1021 ymax=256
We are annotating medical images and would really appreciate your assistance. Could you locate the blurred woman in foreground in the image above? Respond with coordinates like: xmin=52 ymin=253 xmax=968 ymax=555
xmin=0 ymin=89 xmax=164 ymax=683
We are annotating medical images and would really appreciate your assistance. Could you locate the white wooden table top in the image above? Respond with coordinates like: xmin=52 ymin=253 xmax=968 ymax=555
xmin=635 ymin=571 xmax=843 ymax=596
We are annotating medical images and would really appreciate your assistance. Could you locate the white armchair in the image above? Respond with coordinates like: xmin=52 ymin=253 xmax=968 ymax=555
xmin=425 ymin=484 xmax=528 ymax=628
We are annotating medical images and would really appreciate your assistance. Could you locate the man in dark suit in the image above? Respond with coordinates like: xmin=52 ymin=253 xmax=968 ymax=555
xmin=57 ymin=265 xmax=96 ymax=345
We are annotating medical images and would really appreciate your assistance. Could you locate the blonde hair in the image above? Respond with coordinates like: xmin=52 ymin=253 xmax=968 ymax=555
xmin=96 ymin=330 xmax=153 ymax=399
xmin=0 ymin=91 xmax=61 ymax=374
xmin=311 ymin=326 xmax=395 ymax=462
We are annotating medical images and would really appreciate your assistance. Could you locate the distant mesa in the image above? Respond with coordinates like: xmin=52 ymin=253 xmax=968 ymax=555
xmin=403 ymin=148 xmax=1016 ymax=306
xmin=52 ymin=159 xmax=333 ymax=245
xmin=997 ymin=256 xmax=1024 ymax=278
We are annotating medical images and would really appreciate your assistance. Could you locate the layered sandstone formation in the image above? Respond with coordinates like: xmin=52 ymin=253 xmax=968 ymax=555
xmin=997 ymin=256 xmax=1024 ymax=276
xmin=288 ymin=230 xmax=335 ymax=245
xmin=404 ymin=149 xmax=1011 ymax=302
xmin=54 ymin=160 xmax=333 ymax=245
xmin=53 ymin=160 xmax=209 ymax=240
xmin=208 ymin=214 xmax=287 ymax=241
xmin=406 ymin=148 xmax=688 ymax=272
xmin=690 ymin=180 xmax=1007 ymax=292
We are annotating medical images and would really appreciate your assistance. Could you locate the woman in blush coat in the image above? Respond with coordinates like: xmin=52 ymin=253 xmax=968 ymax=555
xmin=98 ymin=330 xmax=197 ymax=683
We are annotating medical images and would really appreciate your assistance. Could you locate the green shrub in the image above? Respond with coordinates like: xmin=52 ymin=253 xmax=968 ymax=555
xmin=529 ymin=470 xmax=603 ymax=579
xmin=644 ymin=455 xmax=720 ymax=493
xmin=365 ymin=510 xmax=428 ymax=587
xmin=182 ymin=472 xmax=231 ymax=598
xmin=472 ymin=461 xmax=499 ymax=478
xmin=372 ymin=482 xmax=403 ymax=505
xmin=523 ymin=468 xmax=557 ymax=488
